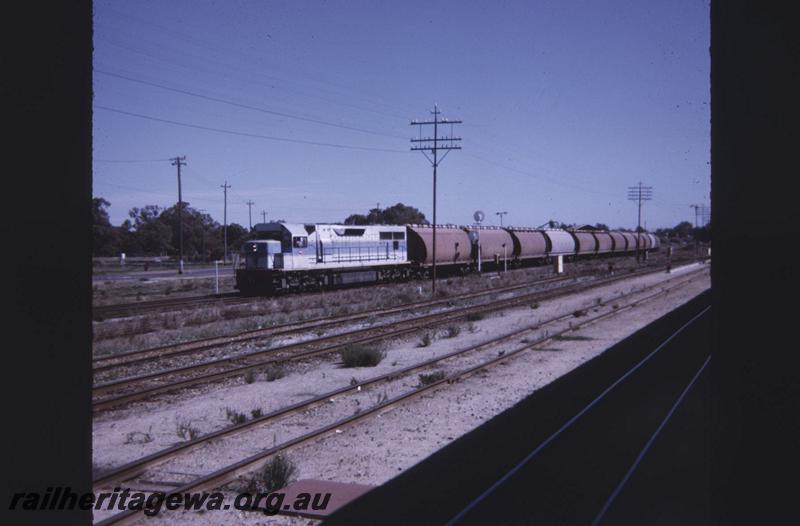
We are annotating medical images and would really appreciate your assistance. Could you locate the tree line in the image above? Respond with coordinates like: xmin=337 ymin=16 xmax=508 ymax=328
xmin=92 ymin=198 xmax=248 ymax=259
xmin=94 ymin=197 xmax=709 ymax=258
xmin=343 ymin=203 xmax=428 ymax=225
xmin=92 ymin=199 xmax=430 ymax=258
xmin=654 ymin=221 xmax=711 ymax=243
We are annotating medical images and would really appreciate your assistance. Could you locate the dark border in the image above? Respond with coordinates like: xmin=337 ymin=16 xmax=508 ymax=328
xmin=1 ymin=1 xmax=92 ymax=524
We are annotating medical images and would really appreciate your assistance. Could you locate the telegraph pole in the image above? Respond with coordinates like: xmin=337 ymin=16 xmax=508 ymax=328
xmin=690 ymin=204 xmax=709 ymax=257
xmin=411 ymin=104 xmax=462 ymax=294
xmin=197 ymin=209 xmax=208 ymax=262
xmin=691 ymin=204 xmax=710 ymax=228
xmin=170 ymin=156 xmax=187 ymax=274
xmin=261 ymin=210 xmax=267 ymax=223
xmin=221 ymin=181 xmax=231 ymax=264
xmin=690 ymin=204 xmax=701 ymax=229
xmin=496 ymin=211 xmax=508 ymax=227
xmin=246 ymin=200 xmax=255 ymax=231
xmin=627 ymin=182 xmax=653 ymax=262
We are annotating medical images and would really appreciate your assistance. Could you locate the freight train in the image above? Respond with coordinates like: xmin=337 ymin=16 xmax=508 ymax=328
xmin=235 ymin=222 xmax=659 ymax=294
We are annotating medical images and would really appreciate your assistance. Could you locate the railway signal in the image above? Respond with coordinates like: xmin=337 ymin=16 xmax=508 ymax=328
xmin=411 ymin=104 xmax=462 ymax=294
xmin=496 ymin=211 xmax=508 ymax=227
xmin=627 ymin=182 xmax=653 ymax=262
xmin=473 ymin=210 xmax=485 ymax=273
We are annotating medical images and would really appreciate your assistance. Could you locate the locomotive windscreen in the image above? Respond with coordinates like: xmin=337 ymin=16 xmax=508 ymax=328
xmin=252 ymin=230 xmax=291 ymax=252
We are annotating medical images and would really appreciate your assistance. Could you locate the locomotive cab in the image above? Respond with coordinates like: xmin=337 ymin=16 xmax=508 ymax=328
xmin=243 ymin=240 xmax=282 ymax=270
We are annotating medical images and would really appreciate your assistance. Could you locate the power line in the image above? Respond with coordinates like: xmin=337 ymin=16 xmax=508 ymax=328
xmin=96 ymin=6 xmax=418 ymax=119
xmin=463 ymin=150 xmax=619 ymax=199
xmin=627 ymin=182 xmax=653 ymax=263
xmin=95 ymin=69 xmax=408 ymax=140
xmin=94 ymin=35 xmax=411 ymax=122
xmin=94 ymin=158 xmax=172 ymax=163
xmin=94 ymin=105 xmax=408 ymax=153
xmin=411 ymin=104 xmax=463 ymax=295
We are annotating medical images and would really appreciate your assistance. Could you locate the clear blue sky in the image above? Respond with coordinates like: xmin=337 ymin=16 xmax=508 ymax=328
xmin=93 ymin=0 xmax=710 ymax=230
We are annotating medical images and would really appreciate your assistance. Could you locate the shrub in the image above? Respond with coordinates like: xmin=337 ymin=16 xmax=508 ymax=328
xmin=251 ymin=408 xmax=263 ymax=419
xmin=176 ymin=418 xmax=199 ymax=441
xmin=466 ymin=312 xmax=484 ymax=322
xmin=124 ymin=430 xmax=153 ymax=444
xmin=225 ymin=407 xmax=248 ymax=425
xmin=573 ymin=309 xmax=587 ymax=317
xmin=340 ymin=345 xmax=384 ymax=367
xmin=222 ymin=309 xmax=241 ymax=320
xmin=445 ymin=325 xmax=461 ymax=338
xmin=396 ymin=291 xmax=415 ymax=304
xmin=418 ymin=371 xmax=445 ymax=386
xmin=249 ymin=454 xmax=297 ymax=494
xmin=418 ymin=333 xmax=432 ymax=347
xmin=244 ymin=370 xmax=256 ymax=384
xmin=373 ymin=391 xmax=389 ymax=406
xmin=264 ymin=364 xmax=286 ymax=382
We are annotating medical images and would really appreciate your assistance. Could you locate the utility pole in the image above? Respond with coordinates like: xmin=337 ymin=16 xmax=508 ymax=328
xmin=691 ymin=204 xmax=710 ymax=228
xmin=246 ymin=200 xmax=255 ymax=231
xmin=496 ymin=211 xmax=508 ymax=227
xmin=411 ymin=104 xmax=462 ymax=295
xmin=690 ymin=204 xmax=709 ymax=257
xmin=170 ymin=156 xmax=187 ymax=274
xmin=627 ymin=182 xmax=653 ymax=263
xmin=221 ymin=181 xmax=231 ymax=264
xmin=261 ymin=210 xmax=267 ymax=223
xmin=198 ymin=209 xmax=208 ymax=262
xmin=690 ymin=204 xmax=701 ymax=229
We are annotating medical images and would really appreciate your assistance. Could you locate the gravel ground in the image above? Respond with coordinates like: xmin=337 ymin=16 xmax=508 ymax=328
xmin=91 ymin=252 xmax=693 ymax=356
xmin=93 ymin=262 xmax=709 ymax=525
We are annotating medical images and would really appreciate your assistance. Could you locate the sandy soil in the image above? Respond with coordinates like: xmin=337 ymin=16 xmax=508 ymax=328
xmin=93 ymin=262 xmax=709 ymax=524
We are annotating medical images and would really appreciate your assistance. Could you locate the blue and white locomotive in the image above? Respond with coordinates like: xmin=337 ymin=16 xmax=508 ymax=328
xmin=236 ymin=222 xmax=660 ymax=294
xmin=237 ymin=222 xmax=411 ymax=293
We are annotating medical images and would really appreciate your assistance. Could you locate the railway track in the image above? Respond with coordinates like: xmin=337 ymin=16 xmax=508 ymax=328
xmin=92 ymin=262 xmax=705 ymax=412
xmin=93 ymin=254 xmax=702 ymax=376
xmin=93 ymin=292 xmax=246 ymax=320
xmin=91 ymin=253 xmax=698 ymax=321
xmin=92 ymin=271 xmax=590 ymax=374
xmin=92 ymin=265 xmax=708 ymax=525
